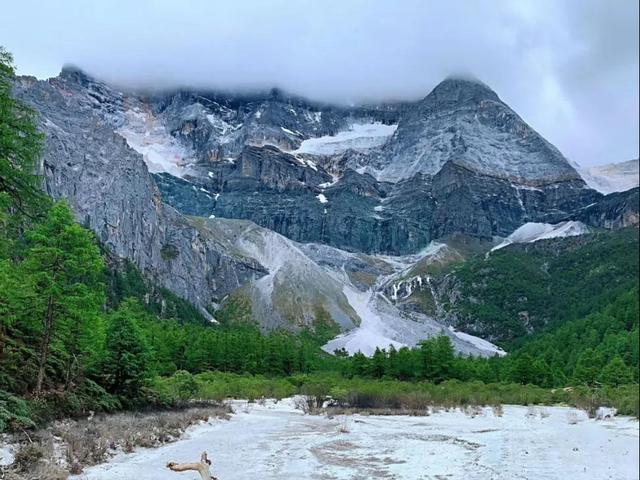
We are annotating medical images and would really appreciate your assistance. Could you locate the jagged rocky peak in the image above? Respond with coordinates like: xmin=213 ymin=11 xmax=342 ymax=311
xmin=13 ymin=64 xmax=636 ymax=348
xmin=360 ymin=74 xmax=583 ymax=185
xmin=58 ymin=64 xmax=94 ymax=83
xmin=419 ymin=75 xmax=501 ymax=108
xmin=578 ymin=159 xmax=640 ymax=194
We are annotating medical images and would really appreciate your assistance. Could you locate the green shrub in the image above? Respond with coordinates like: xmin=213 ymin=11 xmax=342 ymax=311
xmin=0 ymin=389 xmax=34 ymax=431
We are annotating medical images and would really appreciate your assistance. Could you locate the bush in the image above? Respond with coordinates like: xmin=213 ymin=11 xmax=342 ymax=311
xmin=0 ymin=389 xmax=34 ymax=432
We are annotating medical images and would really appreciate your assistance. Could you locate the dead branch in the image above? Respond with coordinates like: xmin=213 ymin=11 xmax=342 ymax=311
xmin=166 ymin=451 xmax=217 ymax=479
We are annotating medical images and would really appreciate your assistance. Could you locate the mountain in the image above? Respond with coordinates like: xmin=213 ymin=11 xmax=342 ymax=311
xmin=13 ymin=73 xmax=267 ymax=320
xmin=13 ymin=67 xmax=639 ymax=355
xmin=350 ymin=77 xmax=582 ymax=184
xmin=578 ymin=159 xmax=639 ymax=194
xmin=571 ymin=187 xmax=639 ymax=229
xmin=192 ymin=218 xmax=504 ymax=356
xmin=149 ymin=75 xmax=606 ymax=250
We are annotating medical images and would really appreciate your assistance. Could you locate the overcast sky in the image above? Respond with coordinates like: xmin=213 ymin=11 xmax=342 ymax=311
xmin=2 ymin=0 xmax=638 ymax=167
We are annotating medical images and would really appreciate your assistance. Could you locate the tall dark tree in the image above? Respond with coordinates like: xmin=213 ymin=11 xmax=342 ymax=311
xmin=600 ymin=356 xmax=634 ymax=386
xmin=0 ymin=46 xmax=45 ymax=223
xmin=103 ymin=299 xmax=150 ymax=400
xmin=22 ymin=201 xmax=104 ymax=394
xmin=419 ymin=336 xmax=455 ymax=383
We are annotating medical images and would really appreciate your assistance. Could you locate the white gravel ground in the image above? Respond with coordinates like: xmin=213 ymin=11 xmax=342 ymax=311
xmin=72 ymin=398 xmax=639 ymax=480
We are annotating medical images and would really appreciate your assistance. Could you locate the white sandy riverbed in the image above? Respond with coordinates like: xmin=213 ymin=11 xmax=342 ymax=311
xmin=72 ymin=398 xmax=639 ymax=480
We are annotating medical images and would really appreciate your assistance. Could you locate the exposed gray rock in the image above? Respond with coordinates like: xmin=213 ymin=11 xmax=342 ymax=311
xmin=352 ymin=76 xmax=584 ymax=185
xmin=569 ymin=187 xmax=639 ymax=229
xmin=149 ymin=75 xmax=606 ymax=254
xmin=14 ymin=74 xmax=266 ymax=315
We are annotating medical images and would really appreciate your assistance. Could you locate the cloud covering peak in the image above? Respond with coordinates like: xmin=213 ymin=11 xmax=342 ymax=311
xmin=2 ymin=0 xmax=637 ymax=167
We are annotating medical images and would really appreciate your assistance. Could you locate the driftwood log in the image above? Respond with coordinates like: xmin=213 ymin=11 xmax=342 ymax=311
xmin=166 ymin=451 xmax=218 ymax=479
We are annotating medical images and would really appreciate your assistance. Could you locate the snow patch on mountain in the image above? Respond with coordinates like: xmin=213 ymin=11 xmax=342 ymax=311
xmin=322 ymin=287 xmax=405 ymax=356
xmin=321 ymin=243 xmax=504 ymax=357
xmin=492 ymin=221 xmax=589 ymax=251
xmin=448 ymin=326 xmax=506 ymax=357
xmin=295 ymin=122 xmax=397 ymax=155
xmin=194 ymin=220 xmax=502 ymax=357
xmin=578 ymin=159 xmax=639 ymax=194
xmin=117 ymin=108 xmax=195 ymax=177
xmin=206 ymin=113 xmax=242 ymax=138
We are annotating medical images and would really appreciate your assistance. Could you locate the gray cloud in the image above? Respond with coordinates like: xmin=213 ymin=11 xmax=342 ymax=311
xmin=2 ymin=0 xmax=637 ymax=166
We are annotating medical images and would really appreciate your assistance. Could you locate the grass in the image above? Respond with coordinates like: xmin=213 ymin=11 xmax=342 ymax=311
xmin=1 ymin=404 xmax=231 ymax=479
xmin=153 ymin=371 xmax=640 ymax=417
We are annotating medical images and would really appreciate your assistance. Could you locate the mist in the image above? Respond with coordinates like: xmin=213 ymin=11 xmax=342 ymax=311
xmin=2 ymin=0 xmax=638 ymax=166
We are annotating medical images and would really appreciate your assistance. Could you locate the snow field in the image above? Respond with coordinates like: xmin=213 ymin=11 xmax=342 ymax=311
xmin=492 ymin=221 xmax=589 ymax=251
xmin=117 ymin=109 xmax=194 ymax=177
xmin=295 ymin=122 xmax=398 ymax=155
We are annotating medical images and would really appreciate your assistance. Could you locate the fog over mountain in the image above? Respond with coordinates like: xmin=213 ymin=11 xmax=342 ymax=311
xmin=2 ymin=0 xmax=638 ymax=166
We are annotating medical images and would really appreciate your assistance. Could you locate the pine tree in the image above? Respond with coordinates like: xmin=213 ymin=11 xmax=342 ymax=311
xmin=395 ymin=347 xmax=417 ymax=381
xmin=0 ymin=47 xmax=45 ymax=222
xmin=350 ymin=352 xmax=368 ymax=377
xmin=370 ymin=348 xmax=387 ymax=378
xmin=573 ymin=348 xmax=605 ymax=386
xmin=599 ymin=356 xmax=634 ymax=386
xmin=419 ymin=336 xmax=455 ymax=383
xmin=22 ymin=201 xmax=104 ymax=394
xmin=509 ymin=353 xmax=536 ymax=384
xmin=102 ymin=299 xmax=150 ymax=400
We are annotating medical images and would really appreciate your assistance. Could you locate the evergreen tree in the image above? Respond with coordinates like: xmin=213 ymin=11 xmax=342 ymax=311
xmin=370 ymin=347 xmax=387 ymax=378
xmin=509 ymin=354 xmax=537 ymax=384
xmin=386 ymin=344 xmax=399 ymax=378
xmin=22 ymin=201 xmax=104 ymax=394
xmin=599 ymin=356 xmax=634 ymax=386
xmin=102 ymin=299 xmax=150 ymax=400
xmin=395 ymin=346 xmax=416 ymax=381
xmin=350 ymin=352 xmax=368 ymax=377
xmin=0 ymin=47 xmax=45 ymax=222
xmin=573 ymin=348 xmax=605 ymax=386
xmin=419 ymin=336 xmax=455 ymax=383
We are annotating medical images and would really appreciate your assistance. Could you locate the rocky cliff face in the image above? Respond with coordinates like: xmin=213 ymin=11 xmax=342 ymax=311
xmin=571 ymin=188 xmax=639 ymax=229
xmin=143 ymin=75 xmax=605 ymax=253
xmin=14 ymin=73 xmax=266 ymax=317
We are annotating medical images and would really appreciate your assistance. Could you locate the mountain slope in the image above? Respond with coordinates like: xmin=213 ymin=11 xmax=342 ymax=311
xmin=429 ymin=227 xmax=639 ymax=344
xmin=13 ymin=74 xmax=267 ymax=318
xmin=18 ymin=68 xmax=627 ymax=256
xmin=193 ymin=218 xmax=504 ymax=357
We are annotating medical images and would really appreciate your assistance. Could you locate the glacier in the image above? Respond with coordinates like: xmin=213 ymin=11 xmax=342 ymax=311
xmin=295 ymin=122 xmax=398 ymax=155
xmin=492 ymin=221 xmax=590 ymax=252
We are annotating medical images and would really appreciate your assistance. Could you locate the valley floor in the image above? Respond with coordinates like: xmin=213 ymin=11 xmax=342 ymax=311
xmin=72 ymin=398 xmax=639 ymax=480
